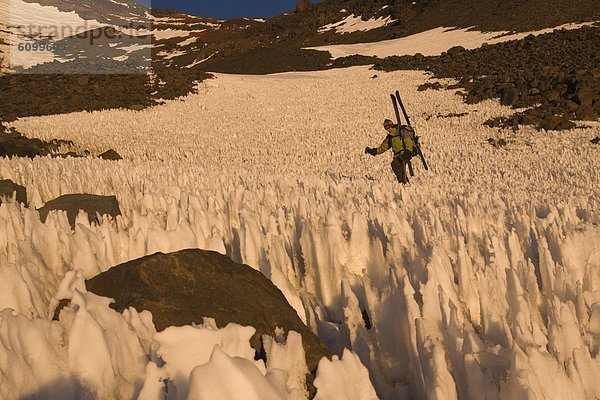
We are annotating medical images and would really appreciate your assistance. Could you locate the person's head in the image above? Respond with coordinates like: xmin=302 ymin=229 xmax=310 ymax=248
xmin=383 ymin=119 xmax=395 ymax=131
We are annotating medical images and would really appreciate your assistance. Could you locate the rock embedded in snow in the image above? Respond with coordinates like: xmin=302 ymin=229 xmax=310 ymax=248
xmin=98 ymin=149 xmax=123 ymax=160
xmin=0 ymin=179 xmax=27 ymax=205
xmin=37 ymin=193 xmax=121 ymax=228
xmin=85 ymin=249 xmax=331 ymax=373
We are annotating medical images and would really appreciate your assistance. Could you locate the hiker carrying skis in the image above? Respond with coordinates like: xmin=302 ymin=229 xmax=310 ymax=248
xmin=365 ymin=119 xmax=414 ymax=184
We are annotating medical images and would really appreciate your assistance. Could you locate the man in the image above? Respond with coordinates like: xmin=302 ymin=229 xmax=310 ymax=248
xmin=365 ymin=119 xmax=414 ymax=184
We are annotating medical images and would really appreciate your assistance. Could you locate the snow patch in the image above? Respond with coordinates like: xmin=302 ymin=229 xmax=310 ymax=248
xmin=109 ymin=0 xmax=131 ymax=8
xmin=184 ymin=51 xmax=218 ymax=68
xmin=152 ymin=28 xmax=193 ymax=41
xmin=318 ymin=14 xmax=396 ymax=34
xmin=177 ymin=36 xmax=200 ymax=47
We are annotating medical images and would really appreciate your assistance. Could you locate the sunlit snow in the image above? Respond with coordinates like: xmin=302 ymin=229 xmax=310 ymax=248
xmin=310 ymin=21 xmax=598 ymax=58
xmin=177 ymin=36 xmax=199 ymax=47
xmin=318 ymin=14 xmax=396 ymax=34
xmin=1 ymin=65 xmax=600 ymax=399
xmin=152 ymin=28 xmax=195 ymax=41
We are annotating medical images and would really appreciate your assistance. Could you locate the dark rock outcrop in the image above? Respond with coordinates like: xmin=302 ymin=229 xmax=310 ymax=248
xmin=85 ymin=249 xmax=330 ymax=373
xmin=0 ymin=179 xmax=27 ymax=205
xmin=37 ymin=194 xmax=121 ymax=228
xmin=0 ymin=125 xmax=85 ymax=158
xmin=0 ymin=130 xmax=51 ymax=158
xmin=0 ymin=69 xmax=210 ymax=122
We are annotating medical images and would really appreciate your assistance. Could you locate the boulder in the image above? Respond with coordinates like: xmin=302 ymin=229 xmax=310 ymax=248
xmin=541 ymin=114 xmax=564 ymax=131
xmin=85 ymin=249 xmax=330 ymax=373
xmin=37 ymin=194 xmax=121 ymax=228
xmin=0 ymin=179 xmax=27 ymax=205
xmin=99 ymin=149 xmax=123 ymax=160
xmin=446 ymin=45 xmax=466 ymax=56
xmin=556 ymin=118 xmax=576 ymax=130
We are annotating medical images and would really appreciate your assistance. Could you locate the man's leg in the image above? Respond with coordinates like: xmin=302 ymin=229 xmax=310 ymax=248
xmin=391 ymin=158 xmax=409 ymax=184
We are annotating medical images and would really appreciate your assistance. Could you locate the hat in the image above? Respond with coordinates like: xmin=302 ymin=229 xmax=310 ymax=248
xmin=383 ymin=119 xmax=395 ymax=128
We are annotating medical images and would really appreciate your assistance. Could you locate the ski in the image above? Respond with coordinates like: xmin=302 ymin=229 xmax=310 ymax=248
xmin=390 ymin=93 xmax=403 ymax=127
xmin=395 ymin=90 xmax=429 ymax=171
xmin=390 ymin=93 xmax=410 ymax=156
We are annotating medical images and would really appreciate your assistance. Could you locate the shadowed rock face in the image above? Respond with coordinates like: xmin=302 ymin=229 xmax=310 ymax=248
xmin=0 ymin=179 xmax=27 ymax=205
xmin=85 ymin=249 xmax=330 ymax=374
xmin=37 ymin=194 xmax=121 ymax=228
xmin=0 ymin=124 xmax=83 ymax=158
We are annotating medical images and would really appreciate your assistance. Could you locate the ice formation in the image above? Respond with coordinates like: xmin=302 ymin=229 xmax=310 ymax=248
xmin=1 ymin=66 xmax=599 ymax=399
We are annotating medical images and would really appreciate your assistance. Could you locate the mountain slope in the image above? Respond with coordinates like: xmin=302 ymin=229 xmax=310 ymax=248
xmin=0 ymin=0 xmax=598 ymax=128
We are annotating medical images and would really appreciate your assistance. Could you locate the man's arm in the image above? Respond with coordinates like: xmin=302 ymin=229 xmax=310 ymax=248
xmin=375 ymin=135 xmax=391 ymax=155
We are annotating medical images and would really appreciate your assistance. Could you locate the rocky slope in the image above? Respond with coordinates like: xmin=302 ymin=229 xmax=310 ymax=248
xmin=375 ymin=25 xmax=600 ymax=130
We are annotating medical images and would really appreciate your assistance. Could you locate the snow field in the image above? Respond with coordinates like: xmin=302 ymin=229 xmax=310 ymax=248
xmin=1 ymin=66 xmax=600 ymax=399
xmin=11 ymin=67 xmax=599 ymax=201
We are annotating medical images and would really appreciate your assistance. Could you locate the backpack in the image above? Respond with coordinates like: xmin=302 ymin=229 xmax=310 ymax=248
xmin=400 ymin=125 xmax=421 ymax=157
xmin=396 ymin=125 xmax=415 ymax=160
